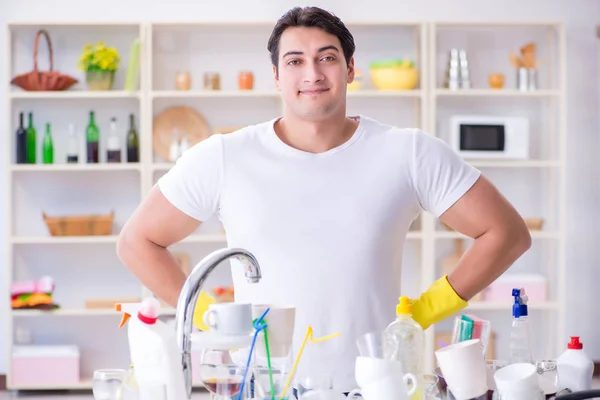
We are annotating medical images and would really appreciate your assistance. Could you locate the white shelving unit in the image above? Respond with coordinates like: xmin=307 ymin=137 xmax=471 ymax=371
xmin=3 ymin=20 xmax=565 ymax=391
xmin=423 ymin=21 xmax=566 ymax=373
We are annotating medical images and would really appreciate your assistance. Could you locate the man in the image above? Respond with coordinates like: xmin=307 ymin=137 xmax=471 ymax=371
xmin=117 ymin=6 xmax=531 ymax=393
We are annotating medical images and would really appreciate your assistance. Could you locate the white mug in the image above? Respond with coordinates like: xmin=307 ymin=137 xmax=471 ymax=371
xmin=252 ymin=304 xmax=295 ymax=357
xmin=354 ymin=356 xmax=404 ymax=389
xmin=202 ymin=303 xmax=252 ymax=336
xmin=348 ymin=373 xmax=418 ymax=400
xmin=435 ymin=338 xmax=488 ymax=399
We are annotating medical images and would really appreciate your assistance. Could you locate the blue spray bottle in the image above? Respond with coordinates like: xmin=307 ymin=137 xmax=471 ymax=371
xmin=509 ymin=288 xmax=534 ymax=364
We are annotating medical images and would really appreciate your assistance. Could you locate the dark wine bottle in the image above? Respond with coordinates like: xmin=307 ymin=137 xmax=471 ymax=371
xmin=126 ymin=113 xmax=139 ymax=163
xmin=16 ymin=112 xmax=27 ymax=164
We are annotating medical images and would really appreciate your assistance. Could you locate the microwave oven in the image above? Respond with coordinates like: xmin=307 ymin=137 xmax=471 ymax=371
xmin=449 ymin=115 xmax=530 ymax=159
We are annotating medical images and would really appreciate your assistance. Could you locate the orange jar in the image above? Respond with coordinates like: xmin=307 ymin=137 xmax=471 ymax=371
xmin=238 ymin=71 xmax=254 ymax=90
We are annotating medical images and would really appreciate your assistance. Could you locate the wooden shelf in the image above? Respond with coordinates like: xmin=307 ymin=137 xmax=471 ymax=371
xmin=435 ymin=89 xmax=562 ymax=97
xmin=11 ymin=234 xmax=227 ymax=244
xmin=12 ymin=308 xmax=177 ymax=317
xmin=469 ymin=160 xmax=561 ymax=168
xmin=10 ymin=163 xmax=142 ymax=172
xmin=9 ymin=91 xmax=141 ymax=100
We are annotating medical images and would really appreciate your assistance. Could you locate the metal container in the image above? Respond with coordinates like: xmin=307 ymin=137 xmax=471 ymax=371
xmin=445 ymin=48 xmax=460 ymax=90
xmin=517 ymin=67 xmax=529 ymax=91
xmin=458 ymin=49 xmax=471 ymax=89
xmin=527 ymin=68 xmax=538 ymax=90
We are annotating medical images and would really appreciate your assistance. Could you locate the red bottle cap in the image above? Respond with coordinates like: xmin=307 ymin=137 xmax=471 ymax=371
xmin=137 ymin=297 xmax=160 ymax=325
xmin=568 ymin=336 xmax=583 ymax=350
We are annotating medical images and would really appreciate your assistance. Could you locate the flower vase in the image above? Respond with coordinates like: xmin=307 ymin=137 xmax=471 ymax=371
xmin=86 ymin=70 xmax=115 ymax=91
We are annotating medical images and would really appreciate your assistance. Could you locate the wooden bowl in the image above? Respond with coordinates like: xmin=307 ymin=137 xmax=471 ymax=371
xmin=524 ymin=217 xmax=544 ymax=230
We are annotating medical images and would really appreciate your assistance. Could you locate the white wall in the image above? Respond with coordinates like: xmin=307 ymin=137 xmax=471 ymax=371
xmin=1 ymin=0 xmax=599 ymax=374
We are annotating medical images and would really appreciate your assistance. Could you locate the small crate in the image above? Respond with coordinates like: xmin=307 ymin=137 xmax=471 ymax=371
xmin=11 ymin=345 xmax=80 ymax=387
xmin=42 ymin=210 xmax=114 ymax=236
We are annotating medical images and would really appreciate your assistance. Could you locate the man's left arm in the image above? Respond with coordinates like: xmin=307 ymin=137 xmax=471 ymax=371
xmin=409 ymin=130 xmax=531 ymax=329
xmin=440 ymin=174 xmax=532 ymax=301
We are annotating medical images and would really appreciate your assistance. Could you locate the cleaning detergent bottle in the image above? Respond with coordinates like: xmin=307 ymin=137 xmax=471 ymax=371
xmin=116 ymin=297 xmax=187 ymax=400
xmin=557 ymin=336 xmax=594 ymax=392
xmin=509 ymin=288 xmax=534 ymax=364
xmin=383 ymin=296 xmax=424 ymax=400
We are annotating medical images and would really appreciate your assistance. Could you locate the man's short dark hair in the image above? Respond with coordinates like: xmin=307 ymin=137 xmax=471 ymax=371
xmin=267 ymin=7 xmax=355 ymax=72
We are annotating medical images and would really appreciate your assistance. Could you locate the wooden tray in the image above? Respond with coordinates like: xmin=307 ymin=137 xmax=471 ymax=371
xmin=152 ymin=106 xmax=211 ymax=161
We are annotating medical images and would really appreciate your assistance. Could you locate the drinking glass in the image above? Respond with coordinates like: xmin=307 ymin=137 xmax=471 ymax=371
xmin=93 ymin=369 xmax=127 ymax=400
xmin=536 ymin=359 xmax=558 ymax=396
xmin=295 ymin=374 xmax=333 ymax=398
xmin=197 ymin=348 xmax=248 ymax=400
xmin=252 ymin=345 xmax=294 ymax=400
xmin=423 ymin=374 xmax=443 ymax=400
xmin=355 ymin=331 xmax=397 ymax=359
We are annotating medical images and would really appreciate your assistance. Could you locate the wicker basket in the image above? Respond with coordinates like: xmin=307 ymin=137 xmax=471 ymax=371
xmin=43 ymin=210 xmax=114 ymax=236
xmin=11 ymin=29 xmax=78 ymax=91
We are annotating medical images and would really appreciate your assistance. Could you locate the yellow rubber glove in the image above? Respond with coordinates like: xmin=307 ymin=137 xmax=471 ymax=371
xmin=192 ymin=291 xmax=217 ymax=331
xmin=409 ymin=275 xmax=468 ymax=330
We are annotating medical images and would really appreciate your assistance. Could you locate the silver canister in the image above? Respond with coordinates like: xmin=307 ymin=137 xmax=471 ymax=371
xmin=458 ymin=49 xmax=471 ymax=89
xmin=445 ymin=48 xmax=460 ymax=90
xmin=527 ymin=68 xmax=537 ymax=90
xmin=517 ymin=67 xmax=528 ymax=91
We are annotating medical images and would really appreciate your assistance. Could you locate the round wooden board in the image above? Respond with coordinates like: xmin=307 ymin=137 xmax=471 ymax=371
xmin=153 ymin=106 xmax=211 ymax=161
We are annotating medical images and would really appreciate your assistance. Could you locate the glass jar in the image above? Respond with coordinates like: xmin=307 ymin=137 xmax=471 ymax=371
xmin=204 ymin=72 xmax=221 ymax=90
xmin=238 ymin=71 xmax=254 ymax=90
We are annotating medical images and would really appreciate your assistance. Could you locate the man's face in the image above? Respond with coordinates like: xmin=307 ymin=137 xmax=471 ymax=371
xmin=273 ymin=26 xmax=355 ymax=121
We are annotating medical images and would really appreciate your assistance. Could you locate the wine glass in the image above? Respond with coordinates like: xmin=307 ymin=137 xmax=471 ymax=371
xmin=197 ymin=348 xmax=249 ymax=400
xmin=92 ymin=369 xmax=127 ymax=400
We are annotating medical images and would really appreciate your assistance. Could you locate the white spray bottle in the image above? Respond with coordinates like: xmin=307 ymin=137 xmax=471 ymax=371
xmin=116 ymin=297 xmax=187 ymax=400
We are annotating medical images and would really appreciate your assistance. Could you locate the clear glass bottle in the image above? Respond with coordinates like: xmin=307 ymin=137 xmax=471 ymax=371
xmin=383 ymin=296 xmax=424 ymax=400
xmin=66 ymin=123 xmax=79 ymax=163
xmin=106 ymin=117 xmax=122 ymax=163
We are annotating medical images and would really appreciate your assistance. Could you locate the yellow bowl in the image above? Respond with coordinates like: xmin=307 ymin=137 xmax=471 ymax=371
xmin=370 ymin=67 xmax=418 ymax=91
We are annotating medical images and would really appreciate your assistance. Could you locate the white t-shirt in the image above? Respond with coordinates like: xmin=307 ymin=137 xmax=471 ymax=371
xmin=157 ymin=115 xmax=481 ymax=392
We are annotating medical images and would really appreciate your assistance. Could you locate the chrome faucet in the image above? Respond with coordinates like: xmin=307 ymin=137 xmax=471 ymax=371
xmin=174 ymin=247 xmax=262 ymax=399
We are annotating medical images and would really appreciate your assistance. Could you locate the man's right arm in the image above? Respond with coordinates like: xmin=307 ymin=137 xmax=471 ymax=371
xmin=116 ymin=185 xmax=202 ymax=307
xmin=117 ymin=134 xmax=225 ymax=308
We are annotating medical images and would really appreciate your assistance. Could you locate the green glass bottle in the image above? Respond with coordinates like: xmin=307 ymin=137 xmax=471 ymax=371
xmin=86 ymin=111 xmax=99 ymax=163
xmin=26 ymin=112 xmax=36 ymax=164
xmin=42 ymin=123 xmax=53 ymax=164
xmin=126 ymin=113 xmax=139 ymax=163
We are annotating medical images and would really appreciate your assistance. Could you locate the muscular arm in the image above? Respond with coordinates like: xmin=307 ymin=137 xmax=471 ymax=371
xmin=117 ymin=185 xmax=202 ymax=307
xmin=440 ymin=175 xmax=532 ymax=301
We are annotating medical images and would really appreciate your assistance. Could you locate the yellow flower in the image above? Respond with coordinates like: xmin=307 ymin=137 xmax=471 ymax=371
xmin=78 ymin=41 xmax=120 ymax=72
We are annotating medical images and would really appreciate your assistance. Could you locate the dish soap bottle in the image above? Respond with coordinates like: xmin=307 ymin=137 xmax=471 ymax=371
xmin=509 ymin=288 xmax=534 ymax=364
xmin=557 ymin=336 xmax=594 ymax=392
xmin=117 ymin=297 xmax=187 ymax=400
xmin=383 ymin=296 xmax=424 ymax=400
